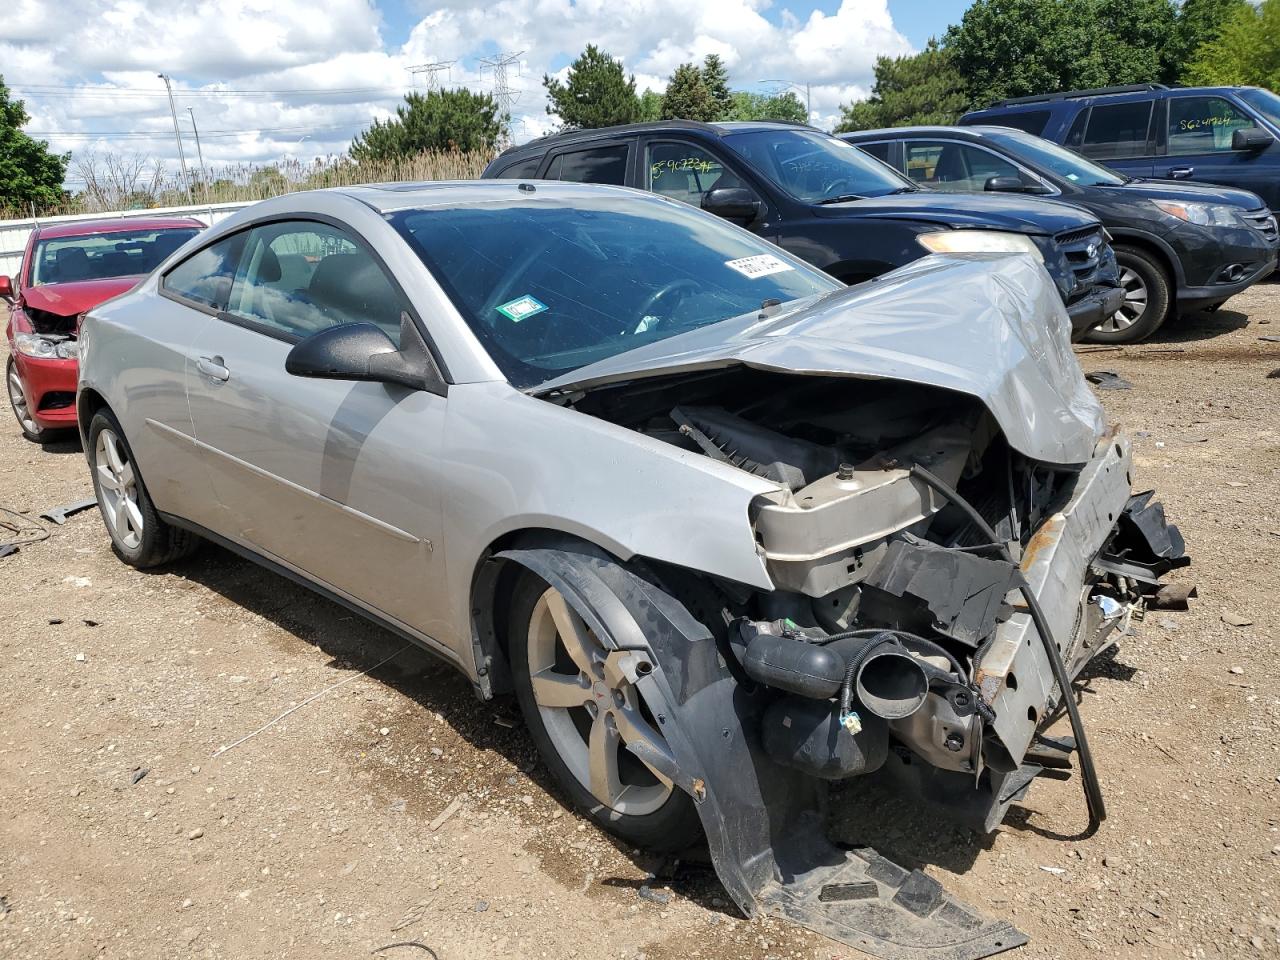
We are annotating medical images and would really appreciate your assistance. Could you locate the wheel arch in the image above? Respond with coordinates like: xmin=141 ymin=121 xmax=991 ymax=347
xmin=1106 ymin=230 xmax=1183 ymax=292
xmin=77 ymin=387 xmax=109 ymax=447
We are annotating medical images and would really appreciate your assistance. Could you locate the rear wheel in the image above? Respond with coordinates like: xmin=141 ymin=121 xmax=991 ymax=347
xmin=1085 ymin=245 xmax=1171 ymax=344
xmin=7 ymin=357 xmax=47 ymax=443
xmin=508 ymin=570 xmax=702 ymax=851
xmin=87 ymin=409 xmax=198 ymax=567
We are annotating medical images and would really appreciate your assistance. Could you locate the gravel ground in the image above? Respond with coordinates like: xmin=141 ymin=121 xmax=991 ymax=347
xmin=1 ymin=281 xmax=1278 ymax=960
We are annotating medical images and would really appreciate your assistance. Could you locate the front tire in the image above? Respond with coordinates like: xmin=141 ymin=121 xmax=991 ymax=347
xmin=507 ymin=570 xmax=703 ymax=852
xmin=87 ymin=409 xmax=197 ymax=567
xmin=7 ymin=357 xmax=48 ymax=443
xmin=1085 ymin=245 xmax=1172 ymax=344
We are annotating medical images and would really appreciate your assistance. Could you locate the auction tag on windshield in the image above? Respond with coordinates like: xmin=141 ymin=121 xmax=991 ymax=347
xmin=725 ymin=254 xmax=794 ymax=279
xmin=496 ymin=295 xmax=548 ymax=323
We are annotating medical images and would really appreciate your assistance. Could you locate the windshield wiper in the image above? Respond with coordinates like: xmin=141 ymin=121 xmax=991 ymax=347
xmin=885 ymin=186 xmax=917 ymax=194
xmin=815 ymin=193 xmax=865 ymax=205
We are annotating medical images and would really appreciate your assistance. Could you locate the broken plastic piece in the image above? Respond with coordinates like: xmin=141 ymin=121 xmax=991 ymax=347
xmin=39 ymin=497 xmax=98 ymax=525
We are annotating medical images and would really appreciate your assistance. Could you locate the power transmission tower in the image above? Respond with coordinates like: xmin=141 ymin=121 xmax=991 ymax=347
xmin=157 ymin=73 xmax=193 ymax=203
xmin=407 ymin=61 xmax=455 ymax=91
xmin=477 ymin=51 xmax=524 ymax=145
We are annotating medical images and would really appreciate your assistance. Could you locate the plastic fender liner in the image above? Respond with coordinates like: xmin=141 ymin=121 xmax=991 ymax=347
xmin=495 ymin=536 xmax=1027 ymax=959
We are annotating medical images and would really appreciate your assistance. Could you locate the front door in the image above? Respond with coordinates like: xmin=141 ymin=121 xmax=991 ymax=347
xmin=1161 ymin=94 xmax=1273 ymax=205
xmin=184 ymin=218 xmax=452 ymax=644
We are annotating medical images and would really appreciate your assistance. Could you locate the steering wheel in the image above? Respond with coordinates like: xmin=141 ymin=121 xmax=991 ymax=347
xmin=635 ymin=279 xmax=700 ymax=328
xmin=821 ymin=177 xmax=855 ymax=197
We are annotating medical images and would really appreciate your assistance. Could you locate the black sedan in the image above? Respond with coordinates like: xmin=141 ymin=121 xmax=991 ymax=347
xmin=843 ymin=125 xmax=1279 ymax=342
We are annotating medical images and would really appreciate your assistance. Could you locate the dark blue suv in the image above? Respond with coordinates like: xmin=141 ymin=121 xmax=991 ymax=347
xmin=960 ymin=83 xmax=1280 ymax=214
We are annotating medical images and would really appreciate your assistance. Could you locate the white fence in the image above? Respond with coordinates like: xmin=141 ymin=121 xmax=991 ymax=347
xmin=0 ymin=201 xmax=255 ymax=279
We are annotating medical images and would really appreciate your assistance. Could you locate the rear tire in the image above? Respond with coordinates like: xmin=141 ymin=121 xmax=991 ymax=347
xmin=87 ymin=408 xmax=198 ymax=568
xmin=507 ymin=569 xmax=703 ymax=853
xmin=1085 ymin=245 xmax=1171 ymax=344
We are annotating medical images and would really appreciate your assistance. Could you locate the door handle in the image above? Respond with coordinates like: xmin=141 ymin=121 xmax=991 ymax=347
xmin=196 ymin=355 xmax=230 ymax=382
xmin=1167 ymin=166 xmax=1195 ymax=179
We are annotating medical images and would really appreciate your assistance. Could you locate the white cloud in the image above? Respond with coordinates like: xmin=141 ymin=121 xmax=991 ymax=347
xmin=3 ymin=0 xmax=911 ymax=183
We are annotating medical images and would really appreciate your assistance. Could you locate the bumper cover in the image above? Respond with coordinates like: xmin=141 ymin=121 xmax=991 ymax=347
xmin=11 ymin=353 xmax=79 ymax=429
xmin=1066 ymin=285 xmax=1125 ymax=340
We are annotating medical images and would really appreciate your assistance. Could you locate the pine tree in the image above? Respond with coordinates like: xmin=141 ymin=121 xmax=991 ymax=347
xmin=701 ymin=54 xmax=733 ymax=119
xmin=543 ymin=45 xmax=642 ymax=129
xmin=660 ymin=63 xmax=718 ymax=122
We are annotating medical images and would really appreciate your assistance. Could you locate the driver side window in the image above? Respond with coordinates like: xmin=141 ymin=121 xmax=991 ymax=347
xmin=905 ymin=141 xmax=1028 ymax=191
xmin=646 ymin=141 xmax=734 ymax=206
xmin=224 ymin=221 xmax=407 ymax=344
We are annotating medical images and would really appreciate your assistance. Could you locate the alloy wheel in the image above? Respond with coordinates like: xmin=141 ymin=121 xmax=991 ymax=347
xmin=1098 ymin=265 xmax=1148 ymax=334
xmin=94 ymin=428 xmax=143 ymax=550
xmin=526 ymin=586 xmax=676 ymax=817
xmin=7 ymin=364 xmax=38 ymax=436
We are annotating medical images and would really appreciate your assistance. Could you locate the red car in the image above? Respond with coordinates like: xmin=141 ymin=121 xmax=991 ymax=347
xmin=2 ymin=216 xmax=204 ymax=441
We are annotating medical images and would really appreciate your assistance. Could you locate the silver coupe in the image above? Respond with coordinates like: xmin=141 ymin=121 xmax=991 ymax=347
xmin=77 ymin=181 xmax=1186 ymax=957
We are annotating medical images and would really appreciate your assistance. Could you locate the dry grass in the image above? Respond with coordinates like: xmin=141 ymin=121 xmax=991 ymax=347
xmin=1 ymin=150 xmax=493 ymax=221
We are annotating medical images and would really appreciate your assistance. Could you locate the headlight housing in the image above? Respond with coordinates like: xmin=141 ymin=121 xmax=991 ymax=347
xmin=14 ymin=333 xmax=78 ymax=359
xmin=1152 ymin=199 xmax=1242 ymax=227
xmin=916 ymin=230 xmax=1045 ymax=262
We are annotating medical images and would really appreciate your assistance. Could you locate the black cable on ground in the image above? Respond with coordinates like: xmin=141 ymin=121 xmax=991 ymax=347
xmin=909 ymin=464 xmax=1107 ymax=829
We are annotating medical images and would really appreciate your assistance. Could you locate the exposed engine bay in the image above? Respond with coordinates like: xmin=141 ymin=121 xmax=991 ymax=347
xmin=567 ymin=366 xmax=1188 ymax=832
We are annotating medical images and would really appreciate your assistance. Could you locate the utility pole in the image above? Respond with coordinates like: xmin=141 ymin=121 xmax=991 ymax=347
xmin=186 ymin=107 xmax=210 ymax=206
xmin=158 ymin=73 xmax=193 ymax=203
xmin=406 ymin=61 xmax=456 ymax=91
xmin=477 ymin=51 xmax=524 ymax=147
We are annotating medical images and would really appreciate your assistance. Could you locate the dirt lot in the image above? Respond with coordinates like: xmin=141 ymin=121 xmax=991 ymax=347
xmin=2 ymin=283 xmax=1278 ymax=960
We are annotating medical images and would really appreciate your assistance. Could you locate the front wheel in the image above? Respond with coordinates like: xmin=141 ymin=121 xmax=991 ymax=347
xmin=507 ymin=570 xmax=703 ymax=852
xmin=1085 ymin=245 xmax=1172 ymax=343
xmin=87 ymin=408 xmax=198 ymax=567
xmin=7 ymin=357 xmax=48 ymax=443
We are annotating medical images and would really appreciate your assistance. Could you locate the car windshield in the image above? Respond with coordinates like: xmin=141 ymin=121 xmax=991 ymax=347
xmin=720 ymin=128 xmax=915 ymax=202
xmin=1238 ymin=87 xmax=1280 ymax=129
xmin=985 ymin=129 xmax=1127 ymax=186
xmin=31 ymin=227 xmax=200 ymax=285
xmin=390 ymin=193 xmax=840 ymax=389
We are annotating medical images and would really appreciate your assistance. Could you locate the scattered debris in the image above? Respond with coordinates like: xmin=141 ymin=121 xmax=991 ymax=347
xmin=82 ymin=619 xmax=99 ymax=627
xmin=1073 ymin=345 xmax=1123 ymax=354
xmin=638 ymin=884 xmax=672 ymax=904
xmin=187 ymin=828 xmax=204 ymax=840
xmin=39 ymin=497 xmax=97 ymax=525
xmin=1221 ymin=611 xmax=1254 ymax=627
xmin=1228 ymin=666 xmax=1244 ymax=675
xmin=473 ymin=900 xmax=489 ymax=913
xmin=1151 ymin=583 xmax=1197 ymax=610
xmin=0 ymin=895 xmax=9 ymax=917
xmin=0 ymin=544 xmax=17 ymax=560
xmin=74 ymin=653 xmax=86 ymax=663
xmin=1038 ymin=866 xmax=1067 ymax=876
xmin=390 ymin=901 xmax=433 ymax=933
xmin=130 ymin=767 xmax=149 ymax=786
xmin=1085 ymin=370 xmax=1132 ymax=390
xmin=371 ymin=943 xmax=439 ymax=957
xmin=63 ymin=576 xmax=92 ymax=588
xmin=428 ymin=796 xmax=463 ymax=832
xmin=1 ymin=504 xmax=50 ymax=555
xmin=492 ymin=715 xmax=517 ymax=729
xmin=47 ymin=618 xmax=63 ymax=625
xmin=1259 ymin=335 xmax=1280 ymax=343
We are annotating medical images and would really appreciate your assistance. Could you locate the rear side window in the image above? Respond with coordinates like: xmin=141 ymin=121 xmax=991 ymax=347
xmin=1065 ymin=109 xmax=1088 ymax=148
xmin=162 ymin=234 xmax=244 ymax=311
xmin=990 ymin=110 xmax=1050 ymax=136
xmin=494 ymin=155 xmax=543 ymax=179
xmin=1167 ymin=96 xmax=1255 ymax=155
xmin=224 ymin=221 xmax=407 ymax=344
xmin=856 ymin=141 xmax=892 ymax=163
xmin=544 ymin=145 xmax=629 ymax=185
xmin=1080 ymin=100 xmax=1153 ymax=159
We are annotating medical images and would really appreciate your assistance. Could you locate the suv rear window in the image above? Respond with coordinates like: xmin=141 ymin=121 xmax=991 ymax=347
xmin=989 ymin=110 xmax=1051 ymax=136
xmin=544 ymin=145 xmax=629 ymax=185
xmin=494 ymin=156 xmax=542 ymax=179
xmin=1080 ymin=100 xmax=1153 ymax=159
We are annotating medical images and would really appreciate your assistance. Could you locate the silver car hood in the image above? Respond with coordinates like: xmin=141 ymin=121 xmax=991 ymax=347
xmin=533 ymin=253 xmax=1104 ymax=465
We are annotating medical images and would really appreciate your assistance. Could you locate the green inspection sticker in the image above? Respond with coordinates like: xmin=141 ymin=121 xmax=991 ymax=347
xmin=496 ymin=295 xmax=548 ymax=323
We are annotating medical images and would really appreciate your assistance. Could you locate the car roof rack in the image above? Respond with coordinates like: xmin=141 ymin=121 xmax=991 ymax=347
xmin=989 ymin=83 xmax=1168 ymax=108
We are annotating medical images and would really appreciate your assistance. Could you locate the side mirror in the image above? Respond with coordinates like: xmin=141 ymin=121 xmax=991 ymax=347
xmin=0 ymin=275 xmax=12 ymax=301
xmin=285 ymin=313 xmax=446 ymax=394
xmin=984 ymin=175 xmax=1045 ymax=194
xmin=702 ymin=187 xmax=762 ymax=224
xmin=1232 ymin=126 xmax=1274 ymax=151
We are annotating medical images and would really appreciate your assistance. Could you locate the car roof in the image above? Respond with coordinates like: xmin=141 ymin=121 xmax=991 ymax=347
xmin=496 ymin=119 xmax=814 ymax=157
xmin=34 ymin=216 xmax=206 ymax=240
xmin=972 ymin=84 xmax=1254 ymax=115
xmin=844 ymin=125 xmax=1043 ymax=140
xmin=330 ymin=178 xmax=659 ymax=213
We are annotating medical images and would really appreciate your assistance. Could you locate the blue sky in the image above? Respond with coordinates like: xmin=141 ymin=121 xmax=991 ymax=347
xmin=7 ymin=0 xmax=976 ymax=173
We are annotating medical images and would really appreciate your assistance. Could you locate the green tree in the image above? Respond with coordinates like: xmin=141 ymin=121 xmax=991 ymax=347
xmin=351 ymin=88 xmax=504 ymax=161
xmin=1183 ymin=0 xmax=1280 ymax=88
xmin=661 ymin=63 xmax=719 ymax=121
xmin=701 ymin=54 xmax=733 ymax=118
xmin=543 ymin=45 xmax=641 ymax=129
xmin=835 ymin=40 xmax=969 ymax=131
xmin=722 ymin=90 xmax=807 ymax=123
xmin=1170 ymin=0 xmax=1247 ymax=69
xmin=638 ymin=89 xmax=664 ymax=121
xmin=0 ymin=76 xmax=69 ymax=209
xmin=945 ymin=0 xmax=1178 ymax=107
